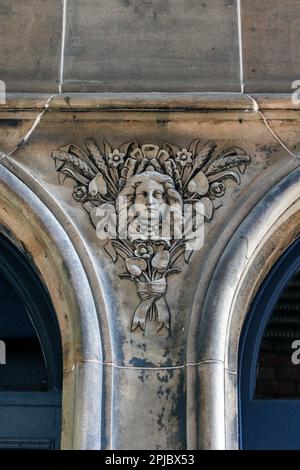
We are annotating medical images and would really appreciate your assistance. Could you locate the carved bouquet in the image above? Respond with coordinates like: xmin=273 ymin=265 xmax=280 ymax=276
xmin=53 ymin=139 xmax=250 ymax=333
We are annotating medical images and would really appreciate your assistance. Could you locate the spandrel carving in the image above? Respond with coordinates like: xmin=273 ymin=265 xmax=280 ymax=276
xmin=53 ymin=139 xmax=251 ymax=334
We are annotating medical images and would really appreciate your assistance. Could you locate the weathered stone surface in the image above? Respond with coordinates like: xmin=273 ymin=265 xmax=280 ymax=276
xmin=63 ymin=0 xmax=240 ymax=92
xmin=196 ymin=362 xmax=225 ymax=449
xmin=0 ymin=96 xmax=300 ymax=449
xmin=0 ymin=165 xmax=102 ymax=449
xmin=0 ymin=1 xmax=62 ymax=93
xmin=193 ymin=165 xmax=300 ymax=449
xmin=241 ymin=0 xmax=300 ymax=92
xmin=110 ymin=366 xmax=186 ymax=450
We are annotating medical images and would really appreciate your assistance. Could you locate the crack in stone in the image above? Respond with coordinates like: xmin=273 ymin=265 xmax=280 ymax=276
xmin=92 ymin=359 xmax=225 ymax=371
xmin=0 ymin=93 xmax=57 ymax=163
xmin=245 ymin=93 xmax=300 ymax=161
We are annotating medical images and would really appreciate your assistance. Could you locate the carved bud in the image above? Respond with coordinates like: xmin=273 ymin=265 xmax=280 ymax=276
xmin=126 ymin=258 xmax=147 ymax=277
xmin=88 ymin=173 xmax=107 ymax=196
xmin=151 ymin=251 xmax=170 ymax=271
xmin=187 ymin=172 xmax=209 ymax=195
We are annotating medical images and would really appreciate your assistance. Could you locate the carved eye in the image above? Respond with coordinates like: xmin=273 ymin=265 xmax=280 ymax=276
xmin=153 ymin=191 xmax=163 ymax=199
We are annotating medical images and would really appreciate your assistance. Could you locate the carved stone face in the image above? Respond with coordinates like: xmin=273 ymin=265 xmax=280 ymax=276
xmin=134 ymin=179 xmax=167 ymax=220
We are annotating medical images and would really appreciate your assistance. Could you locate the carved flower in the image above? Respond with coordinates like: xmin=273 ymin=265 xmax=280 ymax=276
xmin=73 ymin=185 xmax=87 ymax=201
xmin=134 ymin=243 xmax=154 ymax=259
xmin=108 ymin=149 xmax=125 ymax=167
xmin=210 ymin=182 xmax=226 ymax=197
xmin=175 ymin=149 xmax=193 ymax=167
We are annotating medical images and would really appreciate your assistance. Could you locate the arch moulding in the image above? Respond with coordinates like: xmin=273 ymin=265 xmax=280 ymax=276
xmin=189 ymin=165 xmax=300 ymax=449
xmin=0 ymin=164 xmax=103 ymax=449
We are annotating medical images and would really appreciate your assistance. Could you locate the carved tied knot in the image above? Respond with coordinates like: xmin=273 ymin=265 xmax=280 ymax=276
xmin=131 ymin=279 xmax=170 ymax=332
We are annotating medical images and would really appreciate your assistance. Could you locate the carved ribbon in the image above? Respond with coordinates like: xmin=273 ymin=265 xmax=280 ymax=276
xmin=131 ymin=279 xmax=170 ymax=332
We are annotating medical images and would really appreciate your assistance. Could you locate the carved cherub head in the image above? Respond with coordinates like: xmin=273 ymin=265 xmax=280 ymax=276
xmin=118 ymin=170 xmax=183 ymax=241
xmin=120 ymin=170 xmax=182 ymax=215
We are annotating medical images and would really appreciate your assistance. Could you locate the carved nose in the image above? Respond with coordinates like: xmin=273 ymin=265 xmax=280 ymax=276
xmin=146 ymin=193 xmax=154 ymax=206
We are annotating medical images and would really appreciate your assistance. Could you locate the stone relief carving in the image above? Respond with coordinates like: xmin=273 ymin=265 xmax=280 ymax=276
xmin=52 ymin=139 xmax=251 ymax=333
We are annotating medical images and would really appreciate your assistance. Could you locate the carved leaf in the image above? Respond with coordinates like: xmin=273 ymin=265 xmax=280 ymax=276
xmin=126 ymin=258 xmax=147 ymax=277
xmin=119 ymin=273 xmax=133 ymax=280
xmin=59 ymin=167 xmax=90 ymax=185
xmin=119 ymin=140 xmax=139 ymax=154
xmin=163 ymin=143 xmax=181 ymax=157
xmin=184 ymin=249 xmax=193 ymax=264
xmin=157 ymin=149 xmax=169 ymax=164
xmin=187 ymin=172 xmax=209 ymax=195
xmin=201 ymin=197 xmax=214 ymax=221
xmin=165 ymin=267 xmax=182 ymax=275
xmin=238 ymin=164 xmax=247 ymax=174
xmin=151 ymin=251 xmax=170 ymax=271
xmin=104 ymin=241 xmax=117 ymax=263
xmin=197 ymin=140 xmax=217 ymax=158
xmin=88 ymin=173 xmax=107 ymax=196
xmin=207 ymin=170 xmax=240 ymax=185
xmin=131 ymin=148 xmax=144 ymax=161
xmin=66 ymin=144 xmax=91 ymax=164
xmin=192 ymin=140 xmax=217 ymax=171
xmin=103 ymin=140 xmax=112 ymax=157
xmin=188 ymin=139 xmax=201 ymax=156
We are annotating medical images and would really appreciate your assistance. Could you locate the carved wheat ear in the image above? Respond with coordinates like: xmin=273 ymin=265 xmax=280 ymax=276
xmin=67 ymin=143 xmax=100 ymax=175
xmin=181 ymin=140 xmax=217 ymax=192
xmin=205 ymin=150 xmax=251 ymax=176
xmin=85 ymin=139 xmax=108 ymax=173
xmin=85 ymin=139 xmax=120 ymax=197
xmin=52 ymin=149 xmax=96 ymax=179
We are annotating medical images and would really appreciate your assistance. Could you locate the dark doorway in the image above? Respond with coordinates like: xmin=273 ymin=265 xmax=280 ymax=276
xmin=0 ymin=235 xmax=62 ymax=449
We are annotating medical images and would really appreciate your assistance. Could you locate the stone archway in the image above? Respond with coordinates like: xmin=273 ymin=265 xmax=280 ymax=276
xmin=0 ymin=164 xmax=103 ymax=449
xmin=188 ymin=165 xmax=300 ymax=449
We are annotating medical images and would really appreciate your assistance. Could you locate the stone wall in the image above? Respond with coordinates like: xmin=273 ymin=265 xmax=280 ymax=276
xmin=1 ymin=0 xmax=300 ymax=93
xmin=1 ymin=0 xmax=300 ymax=450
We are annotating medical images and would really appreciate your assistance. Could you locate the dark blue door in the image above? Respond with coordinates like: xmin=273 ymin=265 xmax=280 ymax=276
xmin=239 ymin=238 xmax=300 ymax=449
xmin=0 ymin=235 xmax=62 ymax=449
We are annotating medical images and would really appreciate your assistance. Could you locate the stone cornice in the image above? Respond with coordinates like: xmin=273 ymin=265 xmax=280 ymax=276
xmin=0 ymin=92 xmax=299 ymax=112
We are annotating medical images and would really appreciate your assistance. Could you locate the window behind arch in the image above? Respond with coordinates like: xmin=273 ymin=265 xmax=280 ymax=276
xmin=0 ymin=273 xmax=49 ymax=391
xmin=256 ymin=270 xmax=300 ymax=399
xmin=239 ymin=237 xmax=300 ymax=449
xmin=0 ymin=235 xmax=63 ymax=449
